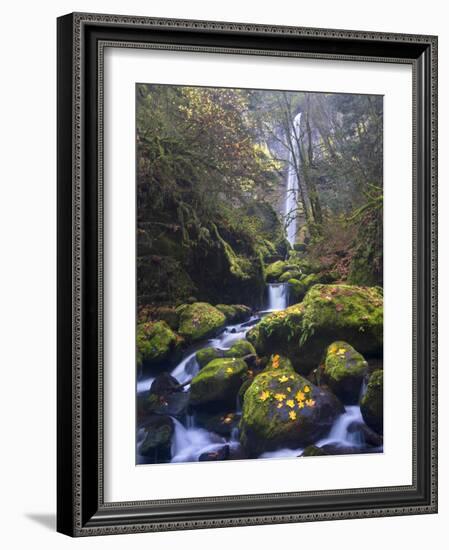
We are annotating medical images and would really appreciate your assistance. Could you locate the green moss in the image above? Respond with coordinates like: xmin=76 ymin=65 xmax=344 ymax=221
xmin=215 ymin=304 xmax=251 ymax=322
xmin=265 ymin=260 xmax=288 ymax=282
xmin=360 ymin=369 xmax=383 ymax=434
xmin=190 ymin=358 xmax=248 ymax=407
xmin=279 ymin=270 xmax=302 ymax=283
xmin=254 ymin=284 xmax=382 ymax=373
xmin=136 ymin=321 xmax=179 ymax=368
xmin=224 ymin=339 xmax=256 ymax=358
xmin=178 ymin=302 xmax=226 ymax=342
xmin=322 ymin=341 xmax=368 ymax=403
xmin=196 ymin=347 xmax=220 ymax=368
xmin=239 ymin=355 xmax=343 ymax=455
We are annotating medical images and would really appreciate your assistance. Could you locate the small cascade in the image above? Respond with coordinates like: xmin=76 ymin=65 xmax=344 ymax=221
xmin=284 ymin=112 xmax=302 ymax=246
xmin=170 ymin=352 xmax=200 ymax=385
xmin=266 ymin=283 xmax=289 ymax=311
xmin=170 ymin=418 xmax=226 ymax=463
xmin=315 ymin=406 xmax=365 ymax=449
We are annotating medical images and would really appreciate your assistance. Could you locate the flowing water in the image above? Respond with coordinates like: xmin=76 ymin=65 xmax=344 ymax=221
xmin=137 ymin=281 xmax=380 ymax=463
xmin=284 ymin=112 xmax=302 ymax=246
xmin=266 ymin=283 xmax=289 ymax=311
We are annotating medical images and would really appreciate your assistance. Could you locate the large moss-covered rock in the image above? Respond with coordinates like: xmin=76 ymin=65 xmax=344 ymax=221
xmin=360 ymin=369 xmax=383 ymax=434
xmin=215 ymin=304 xmax=251 ymax=323
xmin=190 ymin=358 xmax=248 ymax=408
xmin=139 ymin=415 xmax=174 ymax=462
xmin=136 ymin=321 xmax=180 ymax=368
xmin=196 ymin=347 xmax=221 ymax=368
xmin=178 ymin=302 xmax=226 ymax=342
xmin=301 ymin=445 xmax=329 ymax=457
xmin=253 ymin=284 xmax=382 ymax=373
xmin=224 ymin=339 xmax=256 ymax=358
xmin=265 ymin=261 xmax=288 ymax=282
xmin=140 ymin=373 xmax=189 ymax=417
xmin=239 ymin=355 xmax=343 ymax=456
xmin=279 ymin=270 xmax=302 ymax=283
xmin=320 ymin=341 xmax=368 ymax=404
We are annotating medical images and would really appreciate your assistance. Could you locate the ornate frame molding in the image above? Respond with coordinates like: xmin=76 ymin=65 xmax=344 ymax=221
xmin=57 ymin=12 xmax=438 ymax=537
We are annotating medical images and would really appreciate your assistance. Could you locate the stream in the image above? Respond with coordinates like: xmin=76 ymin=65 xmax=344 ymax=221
xmin=137 ymin=282 xmax=381 ymax=464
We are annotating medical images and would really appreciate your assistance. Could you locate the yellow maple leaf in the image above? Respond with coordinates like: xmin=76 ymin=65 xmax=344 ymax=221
xmin=298 ymin=401 xmax=305 ymax=409
xmin=286 ymin=387 xmax=291 ymax=392
xmin=289 ymin=410 xmax=297 ymax=420
xmin=289 ymin=375 xmax=295 ymax=380
xmin=226 ymin=367 xmax=233 ymax=374
xmin=259 ymin=390 xmax=270 ymax=402
xmin=278 ymin=375 xmax=288 ymax=383
xmin=303 ymin=385 xmax=311 ymax=393
xmin=277 ymin=402 xmax=283 ymax=409
xmin=295 ymin=391 xmax=305 ymax=402
xmin=286 ymin=399 xmax=295 ymax=408
xmin=274 ymin=393 xmax=286 ymax=402
xmin=305 ymin=399 xmax=316 ymax=407
xmin=336 ymin=348 xmax=346 ymax=355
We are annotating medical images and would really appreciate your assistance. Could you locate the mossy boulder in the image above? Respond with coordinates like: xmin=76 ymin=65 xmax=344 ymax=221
xmin=178 ymin=302 xmax=226 ymax=342
xmin=136 ymin=321 xmax=180 ymax=368
xmin=279 ymin=270 xmax=302 ymax=283
xmin=239 ymin=355 xmax=343 ymax=456
xmin=224 ymin=339 xmax=256 ymax=358
xmin=253 ymin=284 xmax=383 ymax=374
xmin=301 ymin=445 xmax=329 ymax=457
xmin=196 ymin=347 xmax=221 ymax=368
xmin=215 ymin=304 xmax=251 ymax=323
xmin=190 ymin=358 xmax=248 ymax=408
xmin=320 ymin=341 xmax=368 ymax=404
xmin=139 ymin=415 xmax=174 ymax=462
xmin=288 ymin=272 xmax=337 ymax=303
xmin=360 ymin=369 xmax=383 ymax=434
xmin=265 ymin=261 xmax=288 ymax=282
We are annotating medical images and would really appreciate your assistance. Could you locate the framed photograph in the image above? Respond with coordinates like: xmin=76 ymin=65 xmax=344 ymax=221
xmin=57 ymin=12 xmax=438 ymax=536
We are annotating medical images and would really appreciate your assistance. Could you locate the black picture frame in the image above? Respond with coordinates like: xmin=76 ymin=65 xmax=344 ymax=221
xmin=57 ymin=12 xmax=438 ymax=537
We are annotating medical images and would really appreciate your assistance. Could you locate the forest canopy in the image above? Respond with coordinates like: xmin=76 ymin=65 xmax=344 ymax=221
xmin=136 ymin=84 xmax=383 ymax=308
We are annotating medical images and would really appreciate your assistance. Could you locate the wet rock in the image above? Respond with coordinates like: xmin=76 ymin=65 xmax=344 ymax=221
xmin=360 ymin=369 xmax=383 ymax=434
xmin=301 ymin=445 xmax=329 ymax=457
xmin=178 ymin=302 xmax=226 ymax=342
xmin=136 ymin=320 xmax=181 ymax=368
xmin=215 ymin=304 xmax=252 ymax=323
xmin=239 ymin=355 xmax=344 ymax=456
xmin=143 ymin=373 xmax=189 ymax=416
xmin=198 ymin=445 xmax=230 ymax=461
xmin=196 ymin=347 xmax=221 ymax=368
xmin=190 ymin=358 xmax=248 ymax=409
xmin=224 ymin=339 xmax=256 ymax=359
xmin=320 ymin=341 xmax=368 ymax=404
xmin=195 ymin=411 xmax=240 ymax=436
xmin=139 ymin=415 xmax=174 ymax=462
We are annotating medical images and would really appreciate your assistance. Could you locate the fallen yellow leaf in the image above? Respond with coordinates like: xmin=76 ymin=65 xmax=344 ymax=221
xmin=275 ymin=393 xmax=286 ymax=402
xmin=303 ymin=385 xmax=311 ymax=393
xmin=305 ymin=399 xmax=316 ymax=407
xmin=295 ymin=391 xmax=305 ymax=402
xmin=289 ymin=410 xmax=297 ymax=420
xmin=278 ymin=375 xmax=288 ymax=383
xmin=259 ymin=390 xmax=270 ymax=402
xmin=286 ymin=399 xmax=295 ymax=408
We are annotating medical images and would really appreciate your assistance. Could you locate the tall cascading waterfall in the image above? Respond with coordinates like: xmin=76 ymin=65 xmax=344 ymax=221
xmin=284 ymin=112 xmax=302 ymax=246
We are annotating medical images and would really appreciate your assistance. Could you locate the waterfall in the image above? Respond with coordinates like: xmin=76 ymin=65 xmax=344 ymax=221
xmin=266 ymin=283 xmax=289 ymax=311
xmin=315 ymin=406 xmax=365 ymax=448
xmin=284 ymin=112 xmax=302 ymax=246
